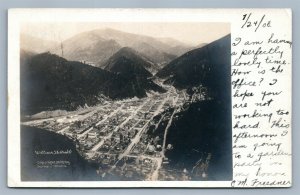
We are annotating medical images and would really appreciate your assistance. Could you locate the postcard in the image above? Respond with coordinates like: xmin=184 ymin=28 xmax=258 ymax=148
xmin=7 ymin=9 xmax=292 ymax=188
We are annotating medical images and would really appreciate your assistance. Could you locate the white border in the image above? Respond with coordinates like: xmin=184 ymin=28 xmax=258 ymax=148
xmin=7 ymin=8 xmax=292 ymax=188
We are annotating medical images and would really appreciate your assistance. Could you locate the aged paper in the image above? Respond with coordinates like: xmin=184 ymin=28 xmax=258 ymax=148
xmin=7 ymin=9 xmax=291 ymax=187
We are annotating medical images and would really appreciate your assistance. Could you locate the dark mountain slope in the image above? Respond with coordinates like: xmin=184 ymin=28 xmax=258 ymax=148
xmin=160 ymin=35 xmax=232 ymax=180
xmin=21 ymin=52 xmax=165 ymax=115
xmin=156 ymin=34 xmax=231 ymax=100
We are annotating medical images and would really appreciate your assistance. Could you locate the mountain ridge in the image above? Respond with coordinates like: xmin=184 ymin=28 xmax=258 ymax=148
xmin=51 ymin=28 xmax=194 ymax=68
xmin=21 ymin=52 xmax=165 ymax=115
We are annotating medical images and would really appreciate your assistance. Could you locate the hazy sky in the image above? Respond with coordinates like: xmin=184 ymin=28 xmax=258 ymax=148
xmin=21 ymin=22 xmax=230 ymax=46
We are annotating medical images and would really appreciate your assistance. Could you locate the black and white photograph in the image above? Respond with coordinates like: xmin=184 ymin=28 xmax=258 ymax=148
xmin=19 ymin=22 xmax=232 ymax=181
xmin=7 ymin=8 xmax=292 ymax=188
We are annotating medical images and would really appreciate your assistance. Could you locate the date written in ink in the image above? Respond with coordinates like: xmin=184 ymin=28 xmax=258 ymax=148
xmin=241 ymin=13 xmax=271 ymax=32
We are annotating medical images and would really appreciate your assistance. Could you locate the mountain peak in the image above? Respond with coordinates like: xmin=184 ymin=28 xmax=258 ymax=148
xmin=104 ymin=47 xmax=153 ymax=77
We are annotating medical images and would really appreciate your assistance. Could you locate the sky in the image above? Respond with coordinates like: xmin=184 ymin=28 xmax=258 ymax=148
xmin=21 ymin=22 xmax=230 ymax=46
